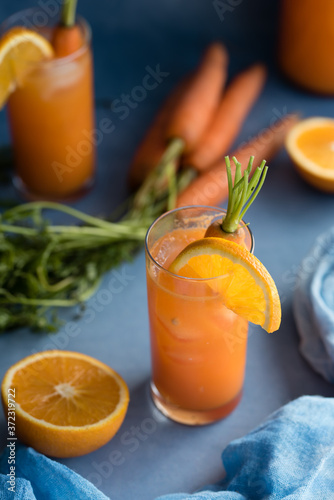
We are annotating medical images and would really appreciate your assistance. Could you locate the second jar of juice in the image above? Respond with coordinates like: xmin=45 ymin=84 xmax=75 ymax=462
xmin=3 ymin=8 xmax=95 ymax=200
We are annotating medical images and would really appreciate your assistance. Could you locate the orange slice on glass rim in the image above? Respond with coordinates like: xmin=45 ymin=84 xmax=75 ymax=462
xmin=169 ymin=237 xmax=281 ymax=333
xmin=1 ymin=350 xmax=129 ymax=458
xmin=285 ymin=117 xmax=334 ymax=192
xmin=0 ymin=27 xmax=54 ymax=109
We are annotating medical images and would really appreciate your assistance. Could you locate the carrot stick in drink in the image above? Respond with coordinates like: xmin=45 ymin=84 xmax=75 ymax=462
xmin=184 ymin=64 xmax=267 ymax=172
xmin=51 ymin=0 xmax=83 ymax=57
xmin=176 ymin=114 xmax=299 ymax=207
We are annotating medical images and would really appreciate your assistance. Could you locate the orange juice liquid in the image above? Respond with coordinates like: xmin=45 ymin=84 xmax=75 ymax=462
xmin=146 ymin=221 xmax=251 ymax=424
xmin=278 ymin=0 xmax=334 ymax=94
xmin=7 ymin=23 xmax=95 ymax=199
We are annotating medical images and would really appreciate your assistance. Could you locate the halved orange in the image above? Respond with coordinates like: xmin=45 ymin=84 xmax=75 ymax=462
xmin=169 ymin=237 xmax=281 ymax=333
xmin=285 ymin=117 xmax=334 ymax=192
xmin=1 ymin=350 xmax=129 ymax=458
xmin=0 ymin=27 xmax=54 ymax=109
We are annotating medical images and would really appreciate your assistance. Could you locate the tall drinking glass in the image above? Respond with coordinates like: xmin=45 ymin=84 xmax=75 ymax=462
xmin=145 ymin=206 xmax=254 ymax=425
xmin=1 ymin=8 xmax=95 ymax=200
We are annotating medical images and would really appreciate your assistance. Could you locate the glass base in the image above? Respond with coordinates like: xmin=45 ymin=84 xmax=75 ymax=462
xmin=150 ymin=382 xmax=242 ymax=426
xmin=12 ymin=174 xmax=95 ymax=203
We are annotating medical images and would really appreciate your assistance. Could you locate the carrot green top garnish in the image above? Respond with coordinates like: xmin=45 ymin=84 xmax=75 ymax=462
xmin=60 ymin=0 xmax=78 ymax=27
xmin=222 ymin=156 xmax=268 ymax=233
xmin=52 ymin=0 xmax=83 ymax=57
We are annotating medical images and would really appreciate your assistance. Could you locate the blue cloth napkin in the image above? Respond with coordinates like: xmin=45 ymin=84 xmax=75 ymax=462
xmin=0 ymin=445 xmax=109 ymax=500
xmin=157 ymin=395 xmax=334 ymax=500
xmin=1 ymin=396 xmax=333 ymax=500
xmin=294 ymin=226 xmax=334 ymax=383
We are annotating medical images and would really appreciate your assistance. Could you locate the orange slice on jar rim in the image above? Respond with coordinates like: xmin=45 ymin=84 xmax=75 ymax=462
xmin=0 ymin=27 xmax=54 ymax=109
xmin=169 ymin=237 xmax=281 ymax=333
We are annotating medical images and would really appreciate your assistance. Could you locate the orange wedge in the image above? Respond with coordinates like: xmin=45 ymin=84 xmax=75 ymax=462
xmin=0 ymin=27 xmax=54 ymax=109
xmin=1 ymin=350 xmax=129 ymax=458
xmin=169 ymin=237 xmax=281 ymax=333
xmin=285 ymin=117 xmax=334 ymax=192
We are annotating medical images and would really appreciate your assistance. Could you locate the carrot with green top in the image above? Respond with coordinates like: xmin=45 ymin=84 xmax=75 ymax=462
xmin=128 ymin=42 xmax=228 ymax=188
xmin=165 ymin=43 xmax=228 ymax=156
xmin=184 ymin=64 xmax=267 ymax=172
xmin=127 ymin=76 xmax=192 ymax=189
xmin=144 ymin=43 xmax=228 ymax=178
xmin=51 ymin=0 xmax=83 ymax=57
xmin=204 ymin=155 xmax=267 ymax=245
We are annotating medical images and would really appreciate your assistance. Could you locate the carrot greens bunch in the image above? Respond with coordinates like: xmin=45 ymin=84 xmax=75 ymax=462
xmin=0 ymin=158 xmax=187 ymax=332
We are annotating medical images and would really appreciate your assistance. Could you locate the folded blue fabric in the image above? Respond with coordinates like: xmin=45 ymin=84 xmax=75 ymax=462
xmin=0 ymin=445 xmax=110 ymax=500
xmin=1 ymin=397 xmax=333 ymax=499
xmin=293 ymin=226 xmax=334 ymax=383
xmin=157 ymin=395 xmax=334 ymax=500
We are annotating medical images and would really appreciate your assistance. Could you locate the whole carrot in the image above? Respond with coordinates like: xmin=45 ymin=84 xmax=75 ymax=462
xmin=127 ymin=76 xmax=191 ymax=189
xmin=165 ymin=43 xmax=228 ymax=154
xmin=128 ymin=43 xmax=228 ymax=188
xmin=51 ymin=0 xmax=83 ymax=57
xmin=176 ymin=113 xmax=299 ymax=207
xmin=184 ymin=64 xmax=267 ymax=171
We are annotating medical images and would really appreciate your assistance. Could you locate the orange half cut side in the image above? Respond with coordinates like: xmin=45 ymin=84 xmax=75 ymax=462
xmin=1 ymin=350 xmax=129 ymax=457
xmin=286 ymin=117 xmax=334 ymax=192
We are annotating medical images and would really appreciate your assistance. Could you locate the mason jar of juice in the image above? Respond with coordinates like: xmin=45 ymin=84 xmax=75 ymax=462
xmin=1 ymin=8 xmax=95 ymax=200
xmin=145 ymin=206 xmax=254 ymax=425
xmin=278 ymin=0 xmax=334 ymax=94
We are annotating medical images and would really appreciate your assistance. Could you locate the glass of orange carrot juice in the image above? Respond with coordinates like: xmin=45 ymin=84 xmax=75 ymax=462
xmin=145 ymin=206 xmax=253 ymax=425
xmin=1 ymin=8 xmax=95 ymax=200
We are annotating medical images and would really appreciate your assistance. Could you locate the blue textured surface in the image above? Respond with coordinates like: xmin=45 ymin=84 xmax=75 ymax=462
xmin=0 ymin=1 xmax=334 ymax=499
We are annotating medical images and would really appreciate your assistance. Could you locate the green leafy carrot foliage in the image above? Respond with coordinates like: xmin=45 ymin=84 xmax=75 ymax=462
xmin=222 ymin=156 xmax=268 ymax=233
xmin=0 ymin=154 xmax=188 ymax=332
